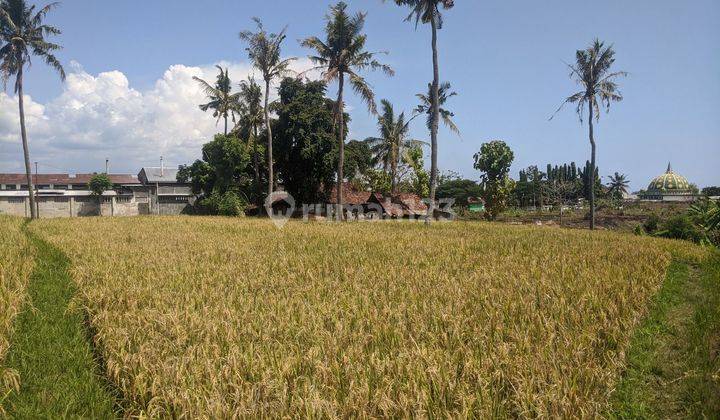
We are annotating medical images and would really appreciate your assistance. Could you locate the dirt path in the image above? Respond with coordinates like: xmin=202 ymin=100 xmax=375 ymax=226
xmin=3 ymin=226 xmax=118 ymax=417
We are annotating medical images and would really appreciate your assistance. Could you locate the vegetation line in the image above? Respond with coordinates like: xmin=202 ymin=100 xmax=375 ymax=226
xmin=611 ymin=253 xmax=720 ymax=418
xmin=3 ymin=225 xmax=119 ymax=418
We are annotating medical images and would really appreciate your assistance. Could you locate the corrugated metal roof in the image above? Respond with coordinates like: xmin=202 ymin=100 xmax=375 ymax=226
xmin=139 ymin=167 xmax=180 ymax=183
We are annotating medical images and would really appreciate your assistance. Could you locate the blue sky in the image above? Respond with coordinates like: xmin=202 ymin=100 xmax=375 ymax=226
xmin=2 ymin=0 xmax=719 ymax=190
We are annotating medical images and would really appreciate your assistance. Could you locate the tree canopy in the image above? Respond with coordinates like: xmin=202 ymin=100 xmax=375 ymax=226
xmin=273 ymin=77 xmax=340 ymax=204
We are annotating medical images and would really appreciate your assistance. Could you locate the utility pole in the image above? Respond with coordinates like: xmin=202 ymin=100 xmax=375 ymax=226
xmin=34 ymin=161 xmax=39 ymax=218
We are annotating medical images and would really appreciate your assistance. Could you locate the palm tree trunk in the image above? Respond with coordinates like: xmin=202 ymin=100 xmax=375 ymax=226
xmin=390 ymin=144 xmax=398 ymax=195
xmin=253 ymin=125 xmax=261 ymax=209
xmin=17 ymin=66 xmax=37 ymax=219
xmin=264 ymin=79 xmax=274 ymax=199
xmin=426 ymin=11 xmax=441 ymax=225
xmin=336 ymin=72 xmax=345 ymax=221
xmin=588 ymin=101 xmax=596 ymax=230
xmin=224 ymin=115 xmax=228 ymax=136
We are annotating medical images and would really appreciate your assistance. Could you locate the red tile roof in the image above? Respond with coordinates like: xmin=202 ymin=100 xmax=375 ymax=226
xmin=0 ymin=173 xmax=140 ymax=185
xmin=328 ymin=182 xmax=372 ymax=205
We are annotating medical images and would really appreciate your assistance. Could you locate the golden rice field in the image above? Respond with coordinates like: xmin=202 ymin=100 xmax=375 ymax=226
xmin=0 ymin=217 xmax=33 ymax=397
xmin=29 ymin=216 xmax=706 ymax=418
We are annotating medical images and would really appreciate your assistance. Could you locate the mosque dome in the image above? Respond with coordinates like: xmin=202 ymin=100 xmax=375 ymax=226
xmin=647 ymin=163 xmax=691 ymax=193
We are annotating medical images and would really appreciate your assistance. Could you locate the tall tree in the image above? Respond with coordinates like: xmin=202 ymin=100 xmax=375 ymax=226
xmin=473 ymin=140 xmax=514 ymax=220
xmin=553 ymin=39 xmax=626 ymax=229
xmin=273 ymin=77 xmax=338 ymax=205
xmin=240 ymin=18 xmax=296 ymax=199
xmin=365 ymin=100 xmax=424 ymax=194
xmin=0 ymin=0 xmax=65 ymax=219
xmin=389 ymin=0 xmax=454 ymax=223
xmin=193 ymin=66 xmax=240 ymax=135
xmin=302 ymin=1 xmax=394 ymax=219
xmin=236 ymin=76 xmax=265 ymax=206
xmin=415 ymin=81 xmax=460 ymax=135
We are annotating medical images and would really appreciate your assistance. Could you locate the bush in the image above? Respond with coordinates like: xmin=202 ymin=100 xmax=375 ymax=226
xmin=656 ymin=215 xmax=705 ymax=244
xmin=199 ymin=191 xmax=247 ymax=217
xmin=643 ymin=213 xmax=660 ymax=234
xmin=218 ymin=192 xmax=246 ymax=217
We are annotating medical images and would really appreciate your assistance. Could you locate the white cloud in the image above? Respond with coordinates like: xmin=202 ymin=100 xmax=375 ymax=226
xmin=0 ymin=58 xmax=317 ymax=174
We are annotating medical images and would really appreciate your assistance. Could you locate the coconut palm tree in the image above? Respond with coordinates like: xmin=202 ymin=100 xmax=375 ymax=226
xmin=237 ymin=76 xmax=264 ymax=206
xmin=416 ymin=81 xmax=459 ymax=134
xmin=302 ymin=2 xmax=394 ymax=219
xmin=607 ymin=172 xmax=629 ymax=199
xmin=366 ymin=100 xmax=425 ymax=194
xmin=0 ymin=0 xmax=65 ymax=219
xmin=239 ymin=18 xmax=295 ymax=198
xmin=387 ymin=0 xmax=454 ymax=223
xmin=553 ymin=39 xmax=626 ymax=230
xmin=193 ymin=66 xmax=240 ymax=135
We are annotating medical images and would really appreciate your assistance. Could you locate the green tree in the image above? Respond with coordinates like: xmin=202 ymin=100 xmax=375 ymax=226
xmin=436 ymin=179 xmax=481 ymax=207
xmin=193 ymin=66 xmax=240 ymax=135
xmin=344 ymin=139 xmax=373 ymax=180
xmin=0 ymin=0 xmax=65 ymax=219
xmin=474 ymin=140 xmax=514 ymax=220
xmin=701 ymin=186 xmax=720 ymax=197
xmin=88 ymin=173 xmax=113 ymax=216
xmin=387 ymin=0 xmax=454 ymax=223
xmin=302 ymin=1 xmax=394 ymax=218
xmin=553 ymin=39 xmax=627 ymax=229
xmin=364 ymin=169 xmax=392 ymax=195
xmin=240 ymin=18 xmax=296 ymax=198
xmin=273 ymin=77 xmax=338 ymax=204
xmin=178 ymin=160 xmax=213 ymax=195
xmin=178 ymin=134 xmax=252 ymax=216
xmin=365 ymin=100 xmax=424 ymax=194
xmin=402 ymin=145 xmax=430 ymax=196
xmin=607 ymin=172 xmax=629 ymax=200
xmin=236 ymin=76 xmax=265 ymax=206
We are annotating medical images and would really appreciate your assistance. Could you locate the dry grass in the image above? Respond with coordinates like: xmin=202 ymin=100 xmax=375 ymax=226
xmin=0 ymin=216 xmax=33 ymax=402
xmin=31 ymin=216 xmax=706 ymax=418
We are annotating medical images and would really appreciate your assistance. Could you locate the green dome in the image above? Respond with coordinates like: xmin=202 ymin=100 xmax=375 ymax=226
xmin=647 ymin=163 xmax=691 ymax=192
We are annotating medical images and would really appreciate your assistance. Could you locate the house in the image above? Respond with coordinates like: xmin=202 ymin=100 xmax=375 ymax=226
xmin=365 ymin=192 xmax=428 ymax=219
xmin=0 ymin=167 xmax=192 ymax=218
xmin=327 ymin=183 xmax=428 ymax=219
xmin=467 ymin=197 xmax=485 ymax=213
xmin=137 ymin=167 xmax=193 ymax=215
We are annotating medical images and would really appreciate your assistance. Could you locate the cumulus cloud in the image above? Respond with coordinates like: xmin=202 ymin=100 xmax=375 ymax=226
xmin=0 ymin=58 xmax=317 ymax=173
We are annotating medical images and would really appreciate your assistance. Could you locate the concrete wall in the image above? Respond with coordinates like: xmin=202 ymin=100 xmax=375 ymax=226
xmin=0 ymin=197 xmax=29 ymax=217
xmin=0 ymin=196 xmax=143 ymax=218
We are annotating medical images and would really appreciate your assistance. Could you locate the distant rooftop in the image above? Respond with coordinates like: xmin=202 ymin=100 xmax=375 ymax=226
xmin=0 ymin=173 xmax=139 ymax=185
xmin=138 ymin=167 xmax=180 ymax=184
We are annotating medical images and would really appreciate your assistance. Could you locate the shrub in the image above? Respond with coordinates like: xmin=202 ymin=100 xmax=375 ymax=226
xmin=199 ymin=191 xmax=247 ymax=217
xmin=655 ymin=215 xmax=705 ymax=243
xmin=217 ymin=192 xmax=246 ymax=217
xmin=643 ymin=213 xmax=660 ymax=234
